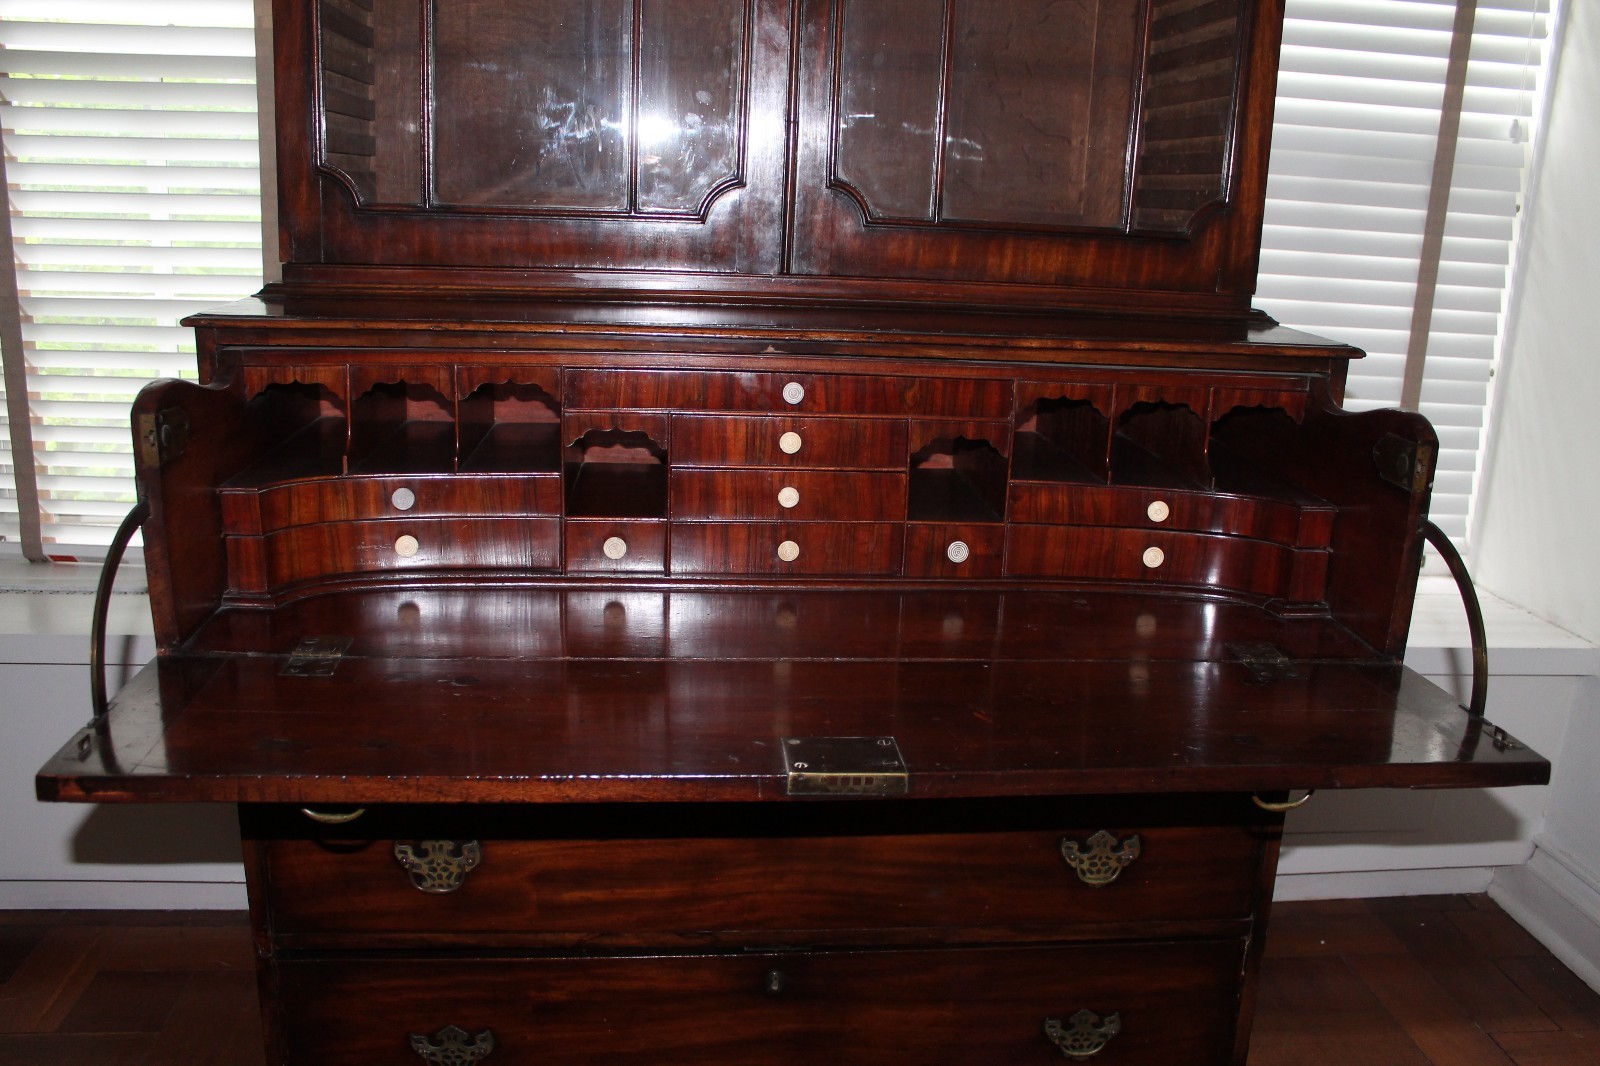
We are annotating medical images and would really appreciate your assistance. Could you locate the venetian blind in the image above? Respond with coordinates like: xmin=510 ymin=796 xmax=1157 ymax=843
xmin=0 ymin=0 xmax=261 ymax=555
xmin=1256 ymin=0 xmax=1552 ymax=557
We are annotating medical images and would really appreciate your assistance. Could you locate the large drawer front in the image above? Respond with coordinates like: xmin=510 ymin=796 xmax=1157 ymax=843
xmin=277 ymin=940 xmax=1246 ymax=1065
xmin=262 ymin=824 xmax=1263 ymax=943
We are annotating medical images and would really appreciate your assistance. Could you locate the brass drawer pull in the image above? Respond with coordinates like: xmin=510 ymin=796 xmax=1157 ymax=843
xmin=1253 ymin=790 xmax=1316 ymax=812
xmin=1044 ymin=1010 xmax=1121 ymax=1059
xmin=1060 ymin=831 xmax=1141 ymax=886
xmin=394 ymin=840 xmax=483 ymax=894
xmin=409 ymin=1024 xmax=495 ymax=1063
xmin=300 ymin=807 xmax=366 ymax=825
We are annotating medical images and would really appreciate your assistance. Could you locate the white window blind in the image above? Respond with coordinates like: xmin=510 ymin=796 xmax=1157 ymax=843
xmin=1257 ymin=0 xmax=1552 ymax=557
xmin=0 ymin=0 xmax=261 ymax=556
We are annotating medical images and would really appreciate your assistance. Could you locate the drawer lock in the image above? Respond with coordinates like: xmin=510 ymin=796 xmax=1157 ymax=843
xmin=1059 ymin=831 xmax=1141 ymax=886
xmin=1044 ymin=1010 xmax=1122 ymax=1059
xmin=408 ymin=1024 xmax=495 ymax=1063
xmin=393 ymin=840 xmax=483 ymax=894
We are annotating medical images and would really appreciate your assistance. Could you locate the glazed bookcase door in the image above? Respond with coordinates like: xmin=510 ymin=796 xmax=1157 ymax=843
xmin=278 ymin=0 xmax=791 ymax=276
xmin=787 ymin=0 xmax=1280 ymax=310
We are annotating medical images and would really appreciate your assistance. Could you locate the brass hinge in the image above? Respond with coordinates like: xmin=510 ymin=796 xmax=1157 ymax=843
xmin=1374 ymin=433 xmax=1433 ymax=493
xmin=1227 ymin=642 xmax=1304 ymax=683
xmin=281 ymin=636 xmax=352 ymax=677
xmin=782 ymin=736 xmax=908 ymax=797
xmin=134 ymin=407 xmax=191 ymax=468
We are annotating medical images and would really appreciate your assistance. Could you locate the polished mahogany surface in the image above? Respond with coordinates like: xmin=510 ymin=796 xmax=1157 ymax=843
xmin=38 ymin=588 xmax=1546 ymax=807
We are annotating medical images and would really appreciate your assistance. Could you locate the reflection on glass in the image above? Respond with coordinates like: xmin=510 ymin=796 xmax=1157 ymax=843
xmin=637 ymin=0 xmax=746 ymax=212
xmin=834 ymin=0 xmax=943 ymax=221
xmin=415 ymin=0 xmax=747 ymax=214
xmin=943 ymin=0 xmax=1140 ymax=227
xmin=433 ymin=0 xmax=633 ymax=210
xmin=831 ymin=0 xmax=1244 ymax=234
xmin=318 ymin=0 xmax=425 ymax=205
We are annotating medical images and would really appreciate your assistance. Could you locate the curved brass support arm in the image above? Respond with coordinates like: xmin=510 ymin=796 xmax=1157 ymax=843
xmin=1422 ymin=519 xmax=1489 ymax=718
xmin=300 ymin=807 xmax=368 ymax=825
xmin=1252 ymin=790 xmax=1315 ymax=813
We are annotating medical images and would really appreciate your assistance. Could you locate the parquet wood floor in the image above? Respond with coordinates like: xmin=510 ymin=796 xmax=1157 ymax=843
xmin=0 ymin=896 xmax=1594 ymax=1064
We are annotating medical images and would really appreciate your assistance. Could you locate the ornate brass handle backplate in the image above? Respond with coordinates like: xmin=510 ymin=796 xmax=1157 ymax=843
xmin=1044 ymin=1010 xmax=1122 ymax=1059
xmin=409 ymin=1024 xmax=495 ymax=1063
xmin=1060 ymin=831 xmax=1141 ymax=886
xmin=393 ymin=840 xmax=482 ymax=894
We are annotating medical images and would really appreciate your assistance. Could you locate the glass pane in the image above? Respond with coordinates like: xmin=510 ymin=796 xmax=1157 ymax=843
xmin=942 ymin=0 xmax=1140 ymax=228
xmin=432 ymin=0 xmax=632 ymax=210
xmin=319 ymin=0 xmax=424 ymax=205
xmin=636 ymin=0 xmax=747 ymax=213
xmin=1130 ymin=0 xmax=1245 ymax=232
xmin=832 ymin=0 xmax=944 ymax=221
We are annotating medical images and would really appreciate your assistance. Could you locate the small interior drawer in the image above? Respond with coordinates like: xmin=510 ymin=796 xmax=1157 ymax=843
xmin=671 ymin=469 xmax=906 ymax=521
xmin=1008 ymin=482 xmax=1333 ymax=548
xmin=671 ymin=413 xmax=907 ymax=469
xmin=226 ymin=517 xmax=560 ymax=592
xmin=669 ymin=521 xmax=902 ymax=576
xmin=1004 ymin=525 xmax=1329 ymax=602
xmin=563 ymin=519 xmax=667 ymax=574
xmin=220 ymin=474 xmax=560 ymax=535
xmin=568 ymin=369 xmax=1009 ymax=417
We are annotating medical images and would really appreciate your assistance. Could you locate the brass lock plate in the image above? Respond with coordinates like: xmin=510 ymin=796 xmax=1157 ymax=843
xmin=781 ymin=736 xmax=908 ymax=797
xmin=281 ymin=636 xmax=353 ymax=677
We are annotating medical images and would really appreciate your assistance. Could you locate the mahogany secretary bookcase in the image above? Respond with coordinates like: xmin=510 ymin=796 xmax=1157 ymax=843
xmin=38 ymin=1 xmax=1549 ymax=1062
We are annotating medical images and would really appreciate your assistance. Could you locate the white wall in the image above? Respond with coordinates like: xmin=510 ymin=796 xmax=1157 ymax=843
xmin=1470 ymin=0 xmax=1600 ymax=993
xmin=0 ymin=587 xmax=246 ymax=908
xmin=1475 ymin=0 xmax=1600 ymax=644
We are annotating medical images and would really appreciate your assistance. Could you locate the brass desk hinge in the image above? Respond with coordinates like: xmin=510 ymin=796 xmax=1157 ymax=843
xmin=1227 ymin=642 xmax=1304 ymax=683
xmin=281 ymin=636 xmax=352 ymax=677
xmin=135 ymin=407 xmax=190 ymax=468
xmin=1374 ymin=433 xmax=1434 ymax=493
xmin=782 ymin=736 xmax=908 ymax=797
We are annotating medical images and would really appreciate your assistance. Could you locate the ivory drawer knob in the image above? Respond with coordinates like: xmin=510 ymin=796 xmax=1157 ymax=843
xmin=946 ymin=540 xmax=970 ymax=564
xmin=777 ymin=539 xmax=801 ymax=562
xmin=1147 ymin=499 xmax=1170 ymax=523
xmin=602 ymin=536 xmax=628 ymax=560
xmin=395 ymin=534 xmax=420 ymax=558
xmin=777 ymin=486 xmax=800 ymax=509
xmin=781 ymin=381 xmax=805 ymax=405
xmin=778 ymin=431 xmax=803 ymax=455
xmin=391 ymin=487 xmax=416 ymax=511
xmin=1142 ymin=546 xmax=1165 ymax=569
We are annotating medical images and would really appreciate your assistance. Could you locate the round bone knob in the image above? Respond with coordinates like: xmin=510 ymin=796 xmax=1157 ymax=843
xmin=602 ymin=536 xmax=628 ymax=560
xmin=777 ymin=540 xmax=801 ymax=562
